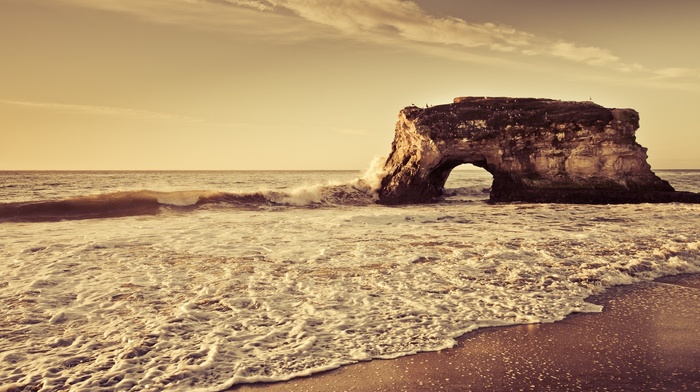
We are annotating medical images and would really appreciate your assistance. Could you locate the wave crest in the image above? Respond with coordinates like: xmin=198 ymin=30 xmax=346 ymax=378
xmin=0 ymin=168 xmax=391 ymax=223
xmin=0 ymin=191 xmax=164 ymax=222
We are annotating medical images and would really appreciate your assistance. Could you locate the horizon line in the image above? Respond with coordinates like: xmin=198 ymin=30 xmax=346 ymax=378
xmin=2 ymin=168 xmax=699 ymax=172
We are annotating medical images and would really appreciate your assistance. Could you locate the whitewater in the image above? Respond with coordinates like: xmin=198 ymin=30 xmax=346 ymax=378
xmin=1 ymin=167 xmax=700 ymax=391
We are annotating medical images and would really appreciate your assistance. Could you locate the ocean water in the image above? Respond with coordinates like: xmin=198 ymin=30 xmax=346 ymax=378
xmin=1 ymin=167 xmax=699 ymax=391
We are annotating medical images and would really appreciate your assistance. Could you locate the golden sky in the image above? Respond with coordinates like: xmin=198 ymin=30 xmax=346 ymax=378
xmin=2 ymin=0 xmax=699 ymax=169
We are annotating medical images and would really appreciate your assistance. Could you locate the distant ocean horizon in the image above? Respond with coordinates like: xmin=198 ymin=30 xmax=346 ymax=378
xmin=3 ymin=167 xmax=699 ymax=171
xmin=2 ymin=168 xmax=699 ymax=391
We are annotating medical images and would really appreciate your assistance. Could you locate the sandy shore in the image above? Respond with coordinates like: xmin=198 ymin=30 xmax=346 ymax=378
xmin=232 ymin=274 xmax=700 ymax=391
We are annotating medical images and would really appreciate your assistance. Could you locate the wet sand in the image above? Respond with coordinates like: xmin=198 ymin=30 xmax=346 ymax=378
xmin=233 ymin=274 xmax=700 ymax=391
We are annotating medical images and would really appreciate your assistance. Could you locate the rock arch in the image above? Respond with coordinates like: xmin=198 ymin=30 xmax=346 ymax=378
xmin=377 ymin=97 xmax=697 ymax=204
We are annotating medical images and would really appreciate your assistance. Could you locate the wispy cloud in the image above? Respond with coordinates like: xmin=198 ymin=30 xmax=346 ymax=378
xmin=59 ymin=0 xmax=700 ymax=83
xmin=207 ymin=0 xmax=273 ymax=11
xmin=221 ymin=0 xmax=645 ymax=72
xmin=653 ymin=67 xmax=700 ymax=80
xmin=59 ymin=0 xmax=315 ymax=40
xmin=0 ymin=99 xmax=203 ymax=123
xmin=235 ymin=0 xmax=534 ymax=51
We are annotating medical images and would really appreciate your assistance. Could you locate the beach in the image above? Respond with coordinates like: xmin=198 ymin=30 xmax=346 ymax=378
xmin=234 ymin=274 xmax=700 ymax=391
xmin=2 ymin=171 xmax=699 ymax=391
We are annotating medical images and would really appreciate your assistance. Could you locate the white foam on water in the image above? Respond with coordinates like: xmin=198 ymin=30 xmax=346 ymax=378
xmin=1 ymin=171 xmax=700 ymax=391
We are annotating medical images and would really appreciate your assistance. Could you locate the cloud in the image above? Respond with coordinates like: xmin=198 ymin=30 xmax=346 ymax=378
xmin=205 ymin=0 xmax=274 ymax=12
xmin=185 ymin=0 xmax=680 ymax=77
xmin=57 ymin=0 xmax=697 ymax=82
xmin=231 ymin=0 xmax=534 ymax=51
xmin=549 ymin=42 xmax=620 ymax=66
xmin=58 ymin=0 xmax=313 ymax=39
xmin=539 ymin=41 xmax=651 ymax=73
xmin=0 ymin=100 xmax=202 ymax=123
xmin=653 ymin=67 xmax=700 ymax=80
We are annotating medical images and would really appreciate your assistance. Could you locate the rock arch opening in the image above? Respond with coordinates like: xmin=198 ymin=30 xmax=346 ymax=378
xmin=427 ymin=159 xmax=488 ymax=191
xmin=442 ymin=163 xmax=494 ymax=201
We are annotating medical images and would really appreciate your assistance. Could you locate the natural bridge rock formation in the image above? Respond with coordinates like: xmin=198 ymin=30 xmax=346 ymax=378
xmin=377 ymin=97 xmax=699 ymax=204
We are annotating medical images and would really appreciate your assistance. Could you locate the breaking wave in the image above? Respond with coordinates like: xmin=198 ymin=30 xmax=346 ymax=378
xmin=0 ymin=186 xmax=372 ymax=223
xmin=0 ymin=161 xmax=389 ymax=223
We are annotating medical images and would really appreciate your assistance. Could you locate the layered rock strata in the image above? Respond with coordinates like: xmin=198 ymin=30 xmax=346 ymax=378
xmin=377 ymin=97 xmax=698 ymax=204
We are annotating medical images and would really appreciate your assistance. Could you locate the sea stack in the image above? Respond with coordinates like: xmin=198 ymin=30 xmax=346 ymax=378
xmin=377 ymin=97 xmax=699 ymax=204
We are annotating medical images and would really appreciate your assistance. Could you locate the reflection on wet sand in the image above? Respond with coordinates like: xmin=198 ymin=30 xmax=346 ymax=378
xmin=234 ymin=274 xmax=700 ymax=392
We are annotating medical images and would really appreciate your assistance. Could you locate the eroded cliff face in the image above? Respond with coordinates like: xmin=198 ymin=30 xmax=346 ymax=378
xmin=377 ymin=97 xmax=687 ymax=204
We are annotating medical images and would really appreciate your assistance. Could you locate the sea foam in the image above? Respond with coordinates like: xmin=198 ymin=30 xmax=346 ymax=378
xmin=1 ymin=170 xmax=699 ymax=391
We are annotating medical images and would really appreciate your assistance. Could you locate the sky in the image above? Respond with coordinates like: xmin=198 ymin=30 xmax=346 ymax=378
xmin=1 ymin=0 xmax=699 ymax=170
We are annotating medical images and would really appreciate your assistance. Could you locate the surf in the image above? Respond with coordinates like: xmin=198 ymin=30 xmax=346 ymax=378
xmin=0 ymin=162 xmax=389 ymax=223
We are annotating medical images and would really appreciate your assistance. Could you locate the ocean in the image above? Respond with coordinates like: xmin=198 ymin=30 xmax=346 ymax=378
xmin=1 ymin=167 xmax=699 ymax=391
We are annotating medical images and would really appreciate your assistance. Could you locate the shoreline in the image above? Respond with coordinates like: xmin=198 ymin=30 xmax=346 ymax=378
xmin=232 ymin=273 xmax=700 ymax=391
